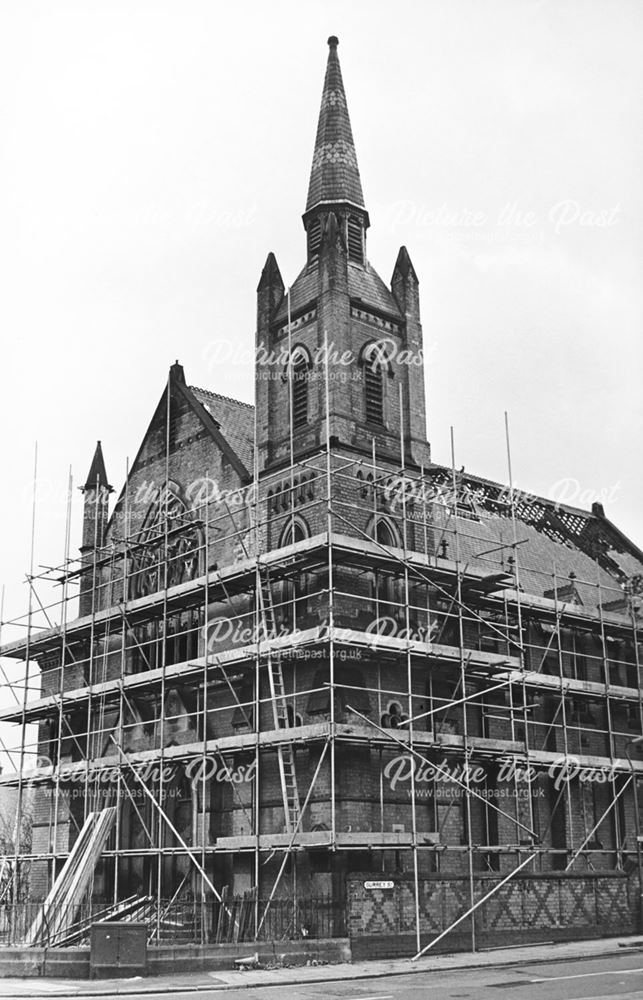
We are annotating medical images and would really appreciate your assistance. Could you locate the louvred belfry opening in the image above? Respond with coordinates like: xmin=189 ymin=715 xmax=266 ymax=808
xmin=365 ymin=362 xmax=384 ymax=425
xmin=292 ymin=354 xmax=308 ymax=427
xmin=307 ymin=219 xmax=322 ymax=264
xmin=347 ymin=215 xmax=364 ymax=263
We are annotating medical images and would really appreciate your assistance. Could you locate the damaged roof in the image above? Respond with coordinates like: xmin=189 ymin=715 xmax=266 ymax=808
xmin=425 ymin=464 xmax=643 ymax=615
xmin=188 ymin=385 xmax=255 ymax=473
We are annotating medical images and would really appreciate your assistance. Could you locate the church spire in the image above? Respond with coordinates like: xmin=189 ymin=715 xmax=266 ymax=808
xmin=255 ymin=35 xmax=430 ymax=474
xmin=79 ymin=441 xmax=112 ymax=615
xmin=82 ymin=440 xmax=111 ymax=492
xmin=305 ymin=36 xmax=365 ymax=213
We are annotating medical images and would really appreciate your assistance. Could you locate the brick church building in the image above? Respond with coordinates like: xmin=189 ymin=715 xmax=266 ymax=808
xmin=1 ymin=36 xmax=642 ymax=955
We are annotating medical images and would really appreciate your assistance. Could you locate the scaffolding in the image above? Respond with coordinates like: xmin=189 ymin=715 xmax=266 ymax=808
xmin=1 ymin=370 xmax=642 ymax=952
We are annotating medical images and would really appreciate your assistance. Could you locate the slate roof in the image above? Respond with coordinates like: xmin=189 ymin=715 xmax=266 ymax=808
xmin=306 ymin=37 xmax=365 ymax=213
xmin=179 ymin=387 xmax=643 ymax=607
xmin=273 ymin=261 xmax=402 ymax=323
xmin=188 ymin=386 xmax=255 ymax=473
xmin=348 ymin=262 xmax=402 ymax=318
xmin=425 ymin=465 xmax=643 ymax=613
xmin=181 ymin=384 xmax=642 ymax=605
xmin=273 ymin=266 xmax=318 ymax=322
xmin=83 ymin=441 xmax=111 ymax=491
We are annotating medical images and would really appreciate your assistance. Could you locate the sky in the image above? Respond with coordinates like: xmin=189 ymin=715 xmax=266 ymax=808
xmin=0 ymin=0 xmax=641 ymax=732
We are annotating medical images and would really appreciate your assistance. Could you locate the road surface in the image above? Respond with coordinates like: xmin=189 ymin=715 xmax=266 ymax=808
xmin=3 ymin=950 xmax=643 ymax=999
xmin=74 ymin=950 xmax=643 ymax=1000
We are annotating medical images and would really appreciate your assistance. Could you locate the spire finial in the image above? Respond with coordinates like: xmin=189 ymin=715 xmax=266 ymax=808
xmin=305 ymin=36 xmax=365 ymax=214
xmin=169 ymin=360 xmax=186 ymax=384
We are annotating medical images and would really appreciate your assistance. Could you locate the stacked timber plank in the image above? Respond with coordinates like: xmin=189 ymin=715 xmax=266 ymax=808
xmin=25 ymin=808 xmax=117 ymax=946
xmin=214 ymin=887 xmax=256 ymax=943
xmin=52 ymin=894 xmax=156 ymax=947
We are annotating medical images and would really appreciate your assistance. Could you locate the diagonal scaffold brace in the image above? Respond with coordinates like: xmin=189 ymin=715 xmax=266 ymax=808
xmin=110 ymin=735 xmax=239 ymax=930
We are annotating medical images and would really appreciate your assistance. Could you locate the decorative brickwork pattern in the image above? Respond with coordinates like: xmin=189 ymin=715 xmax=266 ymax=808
xmin=347 ymin=873 xmax=637 ymax=945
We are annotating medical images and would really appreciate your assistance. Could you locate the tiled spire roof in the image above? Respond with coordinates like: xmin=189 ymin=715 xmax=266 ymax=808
xmin=83 ymin=441 xmax=111 ymax=492
xmin=305 ymin=36 xmax=365 ymax=213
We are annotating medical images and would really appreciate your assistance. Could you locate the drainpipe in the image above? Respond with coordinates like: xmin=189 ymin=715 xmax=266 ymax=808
xmin=625 ymin=735 xmax=643 ymax=933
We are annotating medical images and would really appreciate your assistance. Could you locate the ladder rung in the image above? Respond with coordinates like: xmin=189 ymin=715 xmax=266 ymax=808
xmin=265 ymin=583 xmax=301 ymax=827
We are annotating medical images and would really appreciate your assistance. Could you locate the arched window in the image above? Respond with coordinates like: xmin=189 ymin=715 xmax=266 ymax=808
xmin=280 ymin=516 xmax=310 ymax=548
xmin=129 ymin=483 xmax=203 ymax=601
xmin=375 ymin=518 xmax=397 ymax=546
xmin=365 ymin=364 xmax=383 ymax=424
xmin=278 ymin=517 xmax=311 ymax=628
xmin=284 ymin=346 xmax=311 ymax=430
xmin=292 ymin=354 xmax=308 ymax=428
xmin=361 ymin=341 xmax=392 ymax=426
xmin=367 ymin=514 xmax=401 ymax=548
xmin=366 ymin=515 xmax=402 ymax=621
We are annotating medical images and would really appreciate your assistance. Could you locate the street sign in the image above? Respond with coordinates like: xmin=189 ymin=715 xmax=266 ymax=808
xmin=364 ymin=880 xmax=394 ymax=889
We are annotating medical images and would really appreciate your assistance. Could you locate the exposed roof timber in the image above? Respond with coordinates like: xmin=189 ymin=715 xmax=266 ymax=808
xmin=427 ymin=463 xmax=642 ymax=576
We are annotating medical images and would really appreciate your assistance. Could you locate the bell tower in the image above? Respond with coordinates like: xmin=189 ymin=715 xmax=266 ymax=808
xmin=255 ymin=37 xmax=430 ymax=473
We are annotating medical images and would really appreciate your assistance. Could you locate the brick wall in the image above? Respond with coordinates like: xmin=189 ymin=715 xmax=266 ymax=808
xmin=347 ymin=870 xmax=638 ymax=957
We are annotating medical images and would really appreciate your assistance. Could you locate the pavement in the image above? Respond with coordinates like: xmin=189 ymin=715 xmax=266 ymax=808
xmin=1 ymin=935 xmax=642 ymax=997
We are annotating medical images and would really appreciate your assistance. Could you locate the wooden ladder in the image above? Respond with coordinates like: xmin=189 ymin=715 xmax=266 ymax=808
xmin=257 ymin=568 xmax=300 ymax=834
